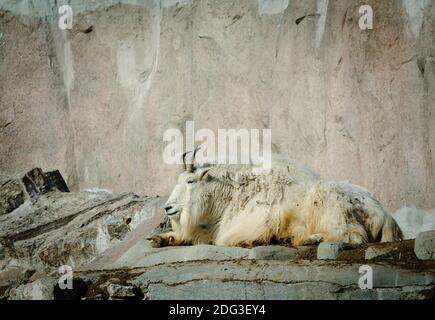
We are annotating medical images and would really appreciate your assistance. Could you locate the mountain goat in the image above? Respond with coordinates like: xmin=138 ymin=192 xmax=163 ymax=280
xmin=149 ymin=153 xmax=403 ymax=247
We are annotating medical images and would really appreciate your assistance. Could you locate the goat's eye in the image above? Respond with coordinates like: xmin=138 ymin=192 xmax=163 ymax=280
xmin=187 ymin=179 xmax=196 ymax=184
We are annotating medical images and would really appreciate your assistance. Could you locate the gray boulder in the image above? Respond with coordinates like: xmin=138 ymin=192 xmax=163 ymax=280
xmin=9 ymin=277 xmax=57 ymax=300
xmin=0 ymin=267 xmax=28 ymax=298
xmin=365 ymin=245 xmax=396 ymax=260
xmin=415 ymin=231 xmax=435 ymax=260
xmin=317 ymin=242 xmax=352 ymax=260
xmin=0 ymin=168 xmax=69 ymax=216
xmin=106 ymin=283 xmax=141 ymax=299
xmin=0 ymin=177 xmax=25 ymax=216
xmin=0 ymin=170 xmax=167 ymax=273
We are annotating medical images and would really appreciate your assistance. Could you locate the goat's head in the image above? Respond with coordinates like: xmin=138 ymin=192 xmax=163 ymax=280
xmin=164 ymin=148 xmax=213 ymax=224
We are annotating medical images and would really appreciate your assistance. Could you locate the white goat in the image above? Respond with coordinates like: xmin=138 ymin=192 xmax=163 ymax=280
xmin=149 ymin=153 xmax=403 ymax=247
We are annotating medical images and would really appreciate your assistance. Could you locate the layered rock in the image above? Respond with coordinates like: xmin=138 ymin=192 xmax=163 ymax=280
xmin=8 ymin=239 xmax=435 ymax=300
xmin=1 ymin=169 xmax=435 ymax=300
xmin=0 ymin=191 xmax=163 ymax=269
xmin=0 ymin=168 xmax=68 ymax=216
xmin=0 ymin=169 xmax=167 ymax=298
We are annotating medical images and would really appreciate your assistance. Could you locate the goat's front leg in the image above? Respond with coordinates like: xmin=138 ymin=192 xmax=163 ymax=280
xmin=147 ymin=231 xmax=185 ymax=248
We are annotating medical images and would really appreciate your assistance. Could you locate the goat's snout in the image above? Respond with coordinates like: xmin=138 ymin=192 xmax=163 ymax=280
xmin=164 ymin=205 xmax=173 ymax=213
xmin=164 ymin=205 xmax=180 ymax=216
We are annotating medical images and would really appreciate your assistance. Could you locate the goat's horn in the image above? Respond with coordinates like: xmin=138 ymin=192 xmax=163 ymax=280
xmin=182 ymin=151 xmax=191 ymax=171
xmin=187 ymin=146 xmax=202 ymax=172
xmin=183 ymin=147 xmax=202 ymax=173
xmin=193 ymin=146 xmax=201 ymax=160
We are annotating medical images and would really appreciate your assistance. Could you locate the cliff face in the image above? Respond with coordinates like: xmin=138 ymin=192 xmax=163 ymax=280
xmin=0 ymin=0 xmax=434 ymax=212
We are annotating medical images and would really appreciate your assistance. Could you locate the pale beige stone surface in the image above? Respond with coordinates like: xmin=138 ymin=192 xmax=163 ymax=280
xmin=0 ymin=0 xmax=434 ymax=214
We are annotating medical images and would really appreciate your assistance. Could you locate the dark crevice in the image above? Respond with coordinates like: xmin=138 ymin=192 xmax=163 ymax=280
xmin=295 ymin=13 xmax=320 ymax=25
xmin=82 ymin=25 xmax=94 ymax=34
xmin=2 ymin=121 xmax=12 ymax=129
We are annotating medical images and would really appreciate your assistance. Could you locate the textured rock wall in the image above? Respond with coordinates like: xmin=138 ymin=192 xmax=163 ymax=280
xmin=9 ymin=241 xmax=435 ymax=300
xmin=0 ymin=0 xmax=434 ymax=212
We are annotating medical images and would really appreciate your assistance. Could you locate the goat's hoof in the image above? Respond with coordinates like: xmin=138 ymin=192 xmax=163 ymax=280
xmin=147 ymin=235 xmax=164 ymax=248
xmin=147 ymin=234 xmax=174 ymax=248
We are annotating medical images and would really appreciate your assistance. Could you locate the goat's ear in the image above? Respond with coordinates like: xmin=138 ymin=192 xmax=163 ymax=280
xmin=198 ymin=168 xmax=211 ymax=181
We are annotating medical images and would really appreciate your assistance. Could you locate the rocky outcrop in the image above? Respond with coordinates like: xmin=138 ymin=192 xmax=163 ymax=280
xmin=0 ymin=169 xmax=435 ymax=300
xmin=7 ymin=239 xmax=435 ymax=300
xmin=0 ymin=168 xmax=68 ymax=216
xmin=81 ymin=238 xmax=435 ymax=300
xmin=0 ymin=190 xmax=164 ymax=271
xmin=0 ymin=169 xmax=167 ymax=298
xmin=130 ymin=260 xmax=434 ymax=300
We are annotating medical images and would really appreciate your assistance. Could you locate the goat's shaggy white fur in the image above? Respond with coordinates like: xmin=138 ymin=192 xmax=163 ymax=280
xmin=150 ymin=154 xmax=403 ymax=247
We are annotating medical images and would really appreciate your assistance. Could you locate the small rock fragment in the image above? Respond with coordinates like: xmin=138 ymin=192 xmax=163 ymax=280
xmin=317 ymin=242 xmax=352 ymax=260
xmin=22 ymin=168 xmax=49 ymax=197
xmin=106 ymin=283 xmax=140 ymax=299
xmin=415 ymin=230 xmax=435 ymax=260
xmin=9 ymin=277 xmax=57 ymax=300
xmin=365 ymin=245 xmax=394 ymax=260
xmin=0 ymin=178 xmax=25 ymax=216
xmin=0 ymin=168 xmax=70 ymax=216
xmin=46 ymin=170 xmax=70 ymax=192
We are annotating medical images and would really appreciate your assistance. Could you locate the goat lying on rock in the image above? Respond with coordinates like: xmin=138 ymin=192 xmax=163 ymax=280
xmin=149 ymin=153 xmax=403 ymax=247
